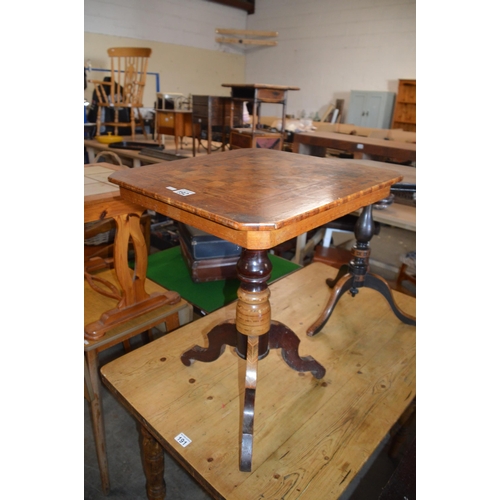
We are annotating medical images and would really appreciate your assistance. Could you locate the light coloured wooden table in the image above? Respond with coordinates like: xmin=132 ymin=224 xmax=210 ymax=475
xmin=293 ymin=130 xmax=416 ymax=164
xmin=107 ymin=148 xmax=412 ymax=475
xmin=101 ymin=262 xmax=416 ymax=499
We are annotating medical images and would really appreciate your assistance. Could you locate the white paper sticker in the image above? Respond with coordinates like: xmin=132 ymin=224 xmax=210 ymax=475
xmin=166 ymin=186 xmax=177 ymax=190
xmin=174 ymin=189 xmax=195 ymax=196
xmin=174 ymin=432 xmax=192 ymax=447
xmin=356 ymin=143 xmax=364 ymax=149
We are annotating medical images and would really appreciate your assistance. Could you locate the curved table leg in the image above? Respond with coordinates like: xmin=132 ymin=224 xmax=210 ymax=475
xmin=240 ymin=335 xmax=259 ymax=472
xmin=181 ymin=321 xmax=237 ymax=366
xmin=325 ymin=264 xmax=350 ymax=289
xmin=270 ymin=321 xmax=326 ymax=378
xmin=364 ymin=273 xmax=416 ymax=325
xmin=307 ymin=273 xmax=354 ymax=337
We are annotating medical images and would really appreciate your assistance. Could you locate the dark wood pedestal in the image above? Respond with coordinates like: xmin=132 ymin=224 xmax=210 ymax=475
xmin=307 ymin=204 xmax=416 ymax=336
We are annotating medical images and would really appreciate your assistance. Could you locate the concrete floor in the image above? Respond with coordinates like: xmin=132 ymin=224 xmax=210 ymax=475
xmin=84 ymin=220 xmax=415 ymax=499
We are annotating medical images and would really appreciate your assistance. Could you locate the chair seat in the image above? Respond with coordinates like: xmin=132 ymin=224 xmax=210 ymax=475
xmin=312 ymin=245 xmax=352 ymax=268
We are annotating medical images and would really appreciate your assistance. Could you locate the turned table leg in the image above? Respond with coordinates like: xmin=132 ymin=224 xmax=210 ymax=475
xmin=140 ymin=425 xmax=166 ymax=500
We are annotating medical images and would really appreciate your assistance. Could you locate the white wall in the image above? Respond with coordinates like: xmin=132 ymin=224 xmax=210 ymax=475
xmin=84 ymin=0 xmax=416 ymax=121
xmin=246 ymin=0 xmax=416 ymax=119
xmin=84 ymin=0 xmax=248 ymax=106
xmin=84 ymin=0 xmax=247 ymax=51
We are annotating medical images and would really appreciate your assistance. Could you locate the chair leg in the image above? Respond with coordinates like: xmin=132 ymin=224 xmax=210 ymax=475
xmin=96 ymin=106 xmax=102 ymax=137
xmin=85 ymin=350 xmax=110 ymax=495
xmin=122 ymin=339 xmax=132 ymax=352
xmin=130 ymin=108 xmax=136 ymax=141
xmin=137 ymin=109 xmax=148 ymax=140
xmin=141 ymin=329 xmax=155 ymax=344
xmin=113 ymin=108 xmax=119 ymax=137
xmin=164 ymin=313 xmax=180 ymax=333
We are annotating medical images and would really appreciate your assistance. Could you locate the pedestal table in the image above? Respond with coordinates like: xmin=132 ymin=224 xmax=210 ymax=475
xmin=108 ymin=148 xmax=409 ymax=471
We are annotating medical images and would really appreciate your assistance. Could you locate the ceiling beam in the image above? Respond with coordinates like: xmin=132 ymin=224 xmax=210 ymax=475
xmin=207 ymin=1 xmax=255 ymax=14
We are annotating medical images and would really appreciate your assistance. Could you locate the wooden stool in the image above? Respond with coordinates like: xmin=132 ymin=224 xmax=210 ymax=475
xmin=84 ymin=267 xmax=193 ymax=494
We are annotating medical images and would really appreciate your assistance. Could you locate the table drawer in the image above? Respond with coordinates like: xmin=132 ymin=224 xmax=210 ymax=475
xmin=230 ymin=129 xmax=282 ymax=150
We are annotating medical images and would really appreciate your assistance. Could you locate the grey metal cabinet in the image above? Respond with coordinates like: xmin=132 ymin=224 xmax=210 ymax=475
xmin=346 ymin=91 xmax=395 ymax=129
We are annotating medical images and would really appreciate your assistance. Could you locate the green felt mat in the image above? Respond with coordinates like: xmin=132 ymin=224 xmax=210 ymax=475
xmin=143 ymin=246 xmax=301 ymax=314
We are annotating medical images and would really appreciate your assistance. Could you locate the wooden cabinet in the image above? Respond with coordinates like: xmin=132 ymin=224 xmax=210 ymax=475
xmin=346 ymin=91 xmax=395 ymax=129
xmin=391 ymin=79 xmax=416 ymax=132
xmin=156 ymin=110 xmax=192 ymax=155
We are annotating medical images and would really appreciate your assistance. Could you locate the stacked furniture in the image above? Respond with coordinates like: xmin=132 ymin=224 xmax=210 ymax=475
xmin=191 ymin=95 xmax=244 ymax=156
xmin=222 ymin=83 xmax=299 ymax=151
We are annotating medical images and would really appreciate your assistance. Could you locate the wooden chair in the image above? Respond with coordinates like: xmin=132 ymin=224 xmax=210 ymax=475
xmin=84 ymin=259 xmax=193 ymax=495
xmin=91 ymin=47 xmax=152 ymax=140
